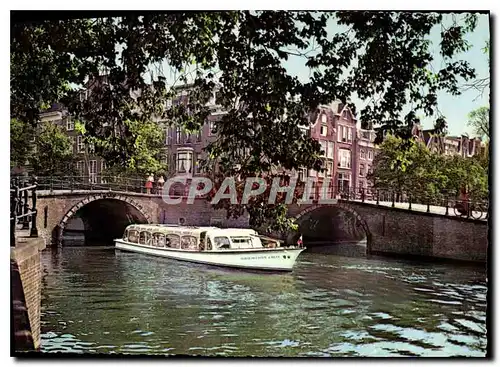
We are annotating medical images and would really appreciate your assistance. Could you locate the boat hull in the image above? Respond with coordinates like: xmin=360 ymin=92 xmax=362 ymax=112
xmin=114 ymin=239 xmax=304 ymax=271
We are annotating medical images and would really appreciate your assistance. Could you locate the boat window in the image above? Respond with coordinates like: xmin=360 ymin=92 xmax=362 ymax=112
xmin=207 ymin=237 xmax=212 ymax=251
xmin=128 ymin=230 xmax=139 ymax=243
xmin=181 ymin=235 xmax=197 ymax=250
xmin=214 ymin=236 xmax=231 ymax=250
xmin=231 ymin=237 xmax=252 ymax=245
xmin=152 ymin=233 xmax=165 ymax=247
xmin=165 ymin=234 xmax=180 ymax=248
xmin=139 ymin=231 xmax=150 ymax=245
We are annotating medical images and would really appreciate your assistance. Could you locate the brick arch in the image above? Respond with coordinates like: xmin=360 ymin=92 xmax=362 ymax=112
xmin=57 ymin=193 xmax=152 ymax=232
xmin=293 ymin=202 xmax=372 ymax=244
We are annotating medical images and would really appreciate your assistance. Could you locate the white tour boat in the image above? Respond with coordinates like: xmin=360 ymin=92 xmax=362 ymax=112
xmin=114 ymin=224 xmax=305 ymax=271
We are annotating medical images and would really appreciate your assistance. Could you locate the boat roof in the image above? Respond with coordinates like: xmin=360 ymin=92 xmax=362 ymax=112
xmin=125 ymin=224 xmax=258 ymax=236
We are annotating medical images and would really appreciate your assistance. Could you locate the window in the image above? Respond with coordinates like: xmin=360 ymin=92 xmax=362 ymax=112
xmin=367 ymin=165 xmax=372 ymax=175
xmin=338 ymin=125 xmax=352 ymax=143
xmin=79 ymin=90 xmax=88 ymax=102
xmin=319 ymin=141 xmax=327 ymax=157
xmin=176 ymin=150 xmax=193 ymax=173
xmin=321 ymin=114 xmax=327 ymax=123
xmin=297 ymin=168 xmax=307 ymax=182
xmin=197 ymin=130 xmax=202 ymax=142
xmin=181 ymin=236 xmax=198 ymax=250
xmin=76 ymin=161 xmax=85 ymax=175
xmin=368 ymin=150 xmax=373 ymax=160
xmin=77 ymin=136 xmax=84 ymax=153
xmin=165 ymin=234 xmax=180 ymax=248
xmin=89 ymin=160 xmax=97 ymax=183
xmin=100 ymin=161 xmax=107 ymax=184
xmin=327 ymin=142 xmax=334 ymax=159
xmin=338 ymin=149 xmax=351 ymax=169
xmin=309 ymin=180 xmax=317 ymax=200
xmin=359 ymin=163 xmax=365 ymax=177
xmin=360 ymin=149 xmax=366 ymax=160
xmin=209 ymin=121 xmax=217 ymax=136
xmin=214 ymin=236 xmax=231 ymax=250
xmin=165 ymin=127 xmax=170 ymax=144
xmin=320 ymin=124 xmax=327 ymax=136
xmin=66 ymin=117 xmax=74 ymax=131
xmin=326 ymin=161 xmax=334 ymax=177
xmin=152 ymin=233 xmax=166 ymax=247
xmin=318 ymin=161 xmax=325 ymax=177
xmin=337 ymin=172 xmax=351 ymax=191
xmin=139 ymin=231 xmax=151 ymax=245
xmin=127 ymin=230 xmax=139 ymax=243
xmin=175 ymin=127 xmax=182 ymax=144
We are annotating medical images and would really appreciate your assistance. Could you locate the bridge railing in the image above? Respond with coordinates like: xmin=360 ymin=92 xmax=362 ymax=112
xmin=32 ymin=176 xmax=489 ymax=221
xmin=325 ymin=186 xmax=488 ymax=221
xmin=10 ymin=176 xmax=39 ymax=246
xmin=36 ymin=176 xmax=148 ymax=194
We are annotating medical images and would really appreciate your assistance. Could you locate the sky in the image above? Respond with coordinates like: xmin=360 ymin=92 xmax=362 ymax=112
xmin=281 ymin=12 xmax=490 ymax=137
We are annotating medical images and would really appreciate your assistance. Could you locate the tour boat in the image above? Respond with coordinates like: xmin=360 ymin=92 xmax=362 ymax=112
xmin=114 ymin=224 xmax=305 ymax=271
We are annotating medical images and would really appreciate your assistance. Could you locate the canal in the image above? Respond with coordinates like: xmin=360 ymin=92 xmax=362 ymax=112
xmin=40 ymin=245 xmax=487 ymax=357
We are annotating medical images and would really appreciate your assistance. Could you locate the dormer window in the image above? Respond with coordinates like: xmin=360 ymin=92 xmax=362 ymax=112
xmin=321 ymin=114 xmax=327 ymax=123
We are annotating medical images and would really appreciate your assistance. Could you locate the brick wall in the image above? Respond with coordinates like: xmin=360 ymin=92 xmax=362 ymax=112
xmin=11 ymin=235 xmax=46 ymax=350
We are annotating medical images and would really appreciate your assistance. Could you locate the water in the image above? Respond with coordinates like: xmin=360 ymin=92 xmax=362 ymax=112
xmin=40 ymin=246 xmax=488 ymax=357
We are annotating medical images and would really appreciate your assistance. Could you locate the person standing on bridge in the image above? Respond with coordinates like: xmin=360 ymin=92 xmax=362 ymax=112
xmin=157 ymin=175 xmax=165 ymax=196
xmin=145 ymin=174 xmax=154 ymax=194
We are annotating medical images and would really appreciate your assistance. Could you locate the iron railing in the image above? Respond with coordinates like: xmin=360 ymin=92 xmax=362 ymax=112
xmin=10 ymin=176 xmax=38 ymax=247
xmin=30 ymin=175 xmax=489 ymax=221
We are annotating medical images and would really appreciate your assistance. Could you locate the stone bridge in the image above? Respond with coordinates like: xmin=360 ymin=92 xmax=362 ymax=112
xmin=37 ymin=189 xmax=488 ymax=263
xmin=287 ymin=199 xmax=488 ymax=262
xmin=37 ymin=190 xmax=249 ymax=245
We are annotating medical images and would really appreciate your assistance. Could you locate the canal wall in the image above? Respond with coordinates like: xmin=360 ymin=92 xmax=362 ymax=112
xmin=362 ymin=205 xmax=488 ymax=262
xmin=11 ymin=232 xmax=46 ymax=351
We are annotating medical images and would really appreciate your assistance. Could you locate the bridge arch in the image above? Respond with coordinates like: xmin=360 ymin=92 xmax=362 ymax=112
xmin=55 ymin=193 xmax=152 ymax=245
xmin=292 ymin=202 xmax=372 ymax=246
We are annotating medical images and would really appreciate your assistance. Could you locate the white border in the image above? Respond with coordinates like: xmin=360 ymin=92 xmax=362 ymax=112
xmin=2 ymin=4 xmax=496 ymax=366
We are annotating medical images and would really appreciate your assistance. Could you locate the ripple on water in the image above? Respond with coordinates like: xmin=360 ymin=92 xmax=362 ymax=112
xmin=39 ymin=247 xmax=487 ymax=357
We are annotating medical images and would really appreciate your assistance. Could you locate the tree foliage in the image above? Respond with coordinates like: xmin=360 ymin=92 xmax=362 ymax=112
xmin=11 ymin=118 xmax=35 ymax=169
xmin=467 ymin=106 xmax=489 ymax=141
xmin=369 ymin=135 xmax=488 ymax=202
xmin=11 ymin=11 xmax=481 ymax=230
xmin=29 ymin=122 xmax=77 ymax=176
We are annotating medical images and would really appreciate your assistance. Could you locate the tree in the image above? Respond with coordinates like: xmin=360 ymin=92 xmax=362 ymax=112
xmin=369 ymin=134 xmax=488 ymax=203
xmin=467 ymin=106 xmax=489 ymax=141
xmin=11 ymin=118 xmax=35 ymax=170
xmin=29 ymin=122 xmax=76 ymax=176
xmin=11 ymin=12 xmax=480 ymax=230
xmin=75 ymin=119 xmax=167 ymax=179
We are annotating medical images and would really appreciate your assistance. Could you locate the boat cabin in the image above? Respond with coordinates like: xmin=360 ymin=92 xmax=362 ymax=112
xmin=122 ymin=224 xmax=278 ymax=252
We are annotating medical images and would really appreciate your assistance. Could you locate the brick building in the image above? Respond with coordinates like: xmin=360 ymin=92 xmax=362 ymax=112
xmin=412 ymin=123 xmax=483 ymax=158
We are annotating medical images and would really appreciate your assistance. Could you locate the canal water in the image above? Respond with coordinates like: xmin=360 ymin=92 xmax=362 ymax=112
xmin=40 ymin=246 xmax=488 ymax=357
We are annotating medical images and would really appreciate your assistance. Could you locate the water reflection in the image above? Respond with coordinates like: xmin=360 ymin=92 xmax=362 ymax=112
xmin=40 ymin=247 xmax=487 ymax=356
